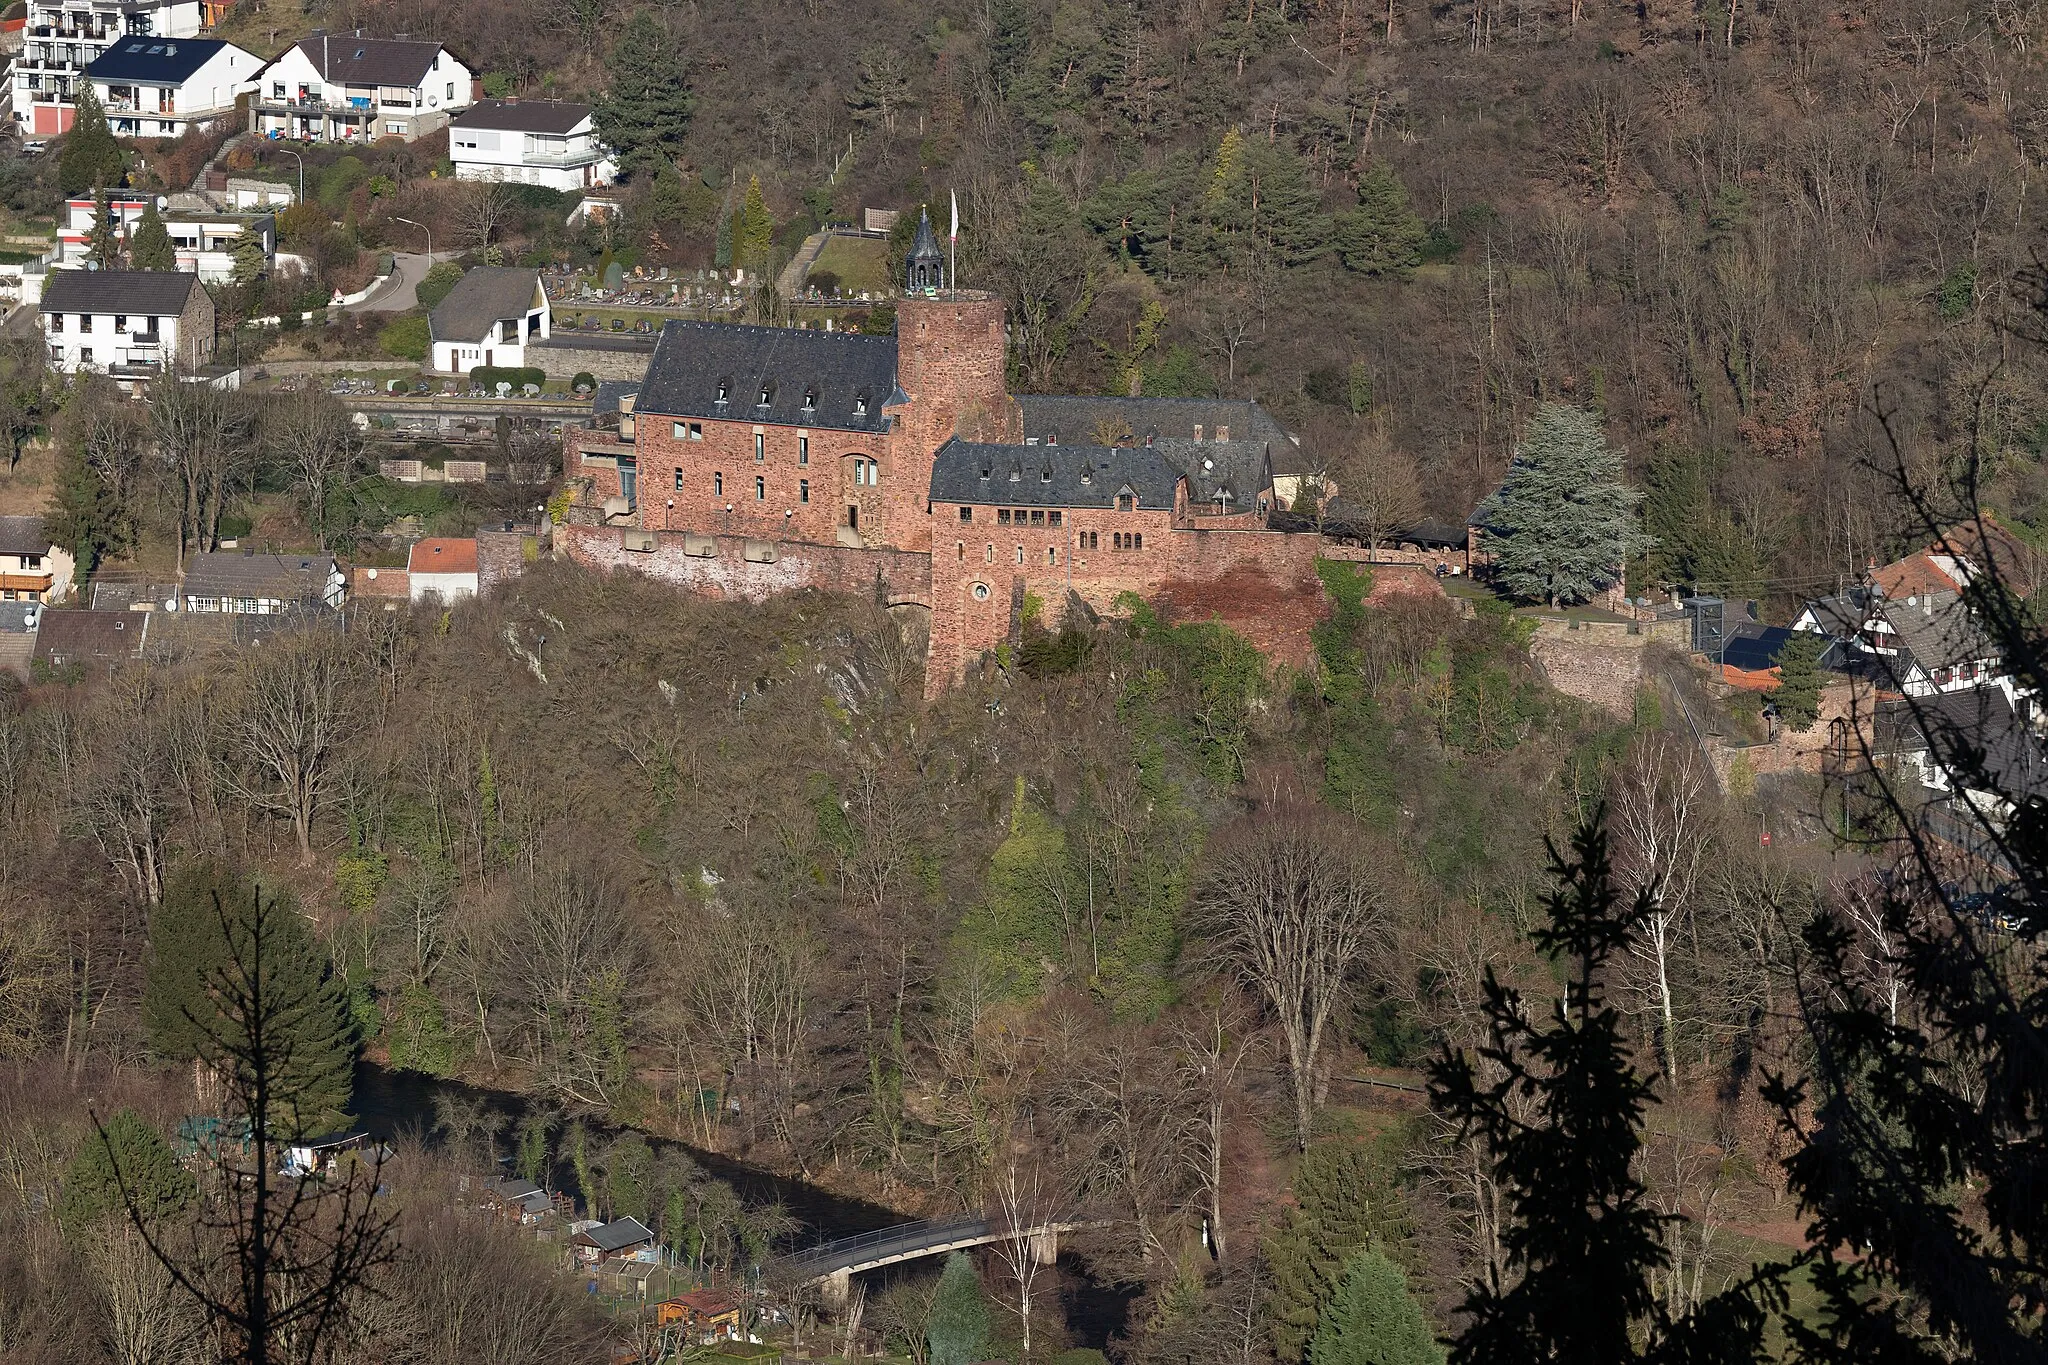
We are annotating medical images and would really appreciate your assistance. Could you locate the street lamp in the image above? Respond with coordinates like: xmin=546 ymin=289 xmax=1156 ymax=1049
xmin=393 ymin=215 xmax=431 ymax=261
xmin=279 ymin=147 xmax=304 ymax=204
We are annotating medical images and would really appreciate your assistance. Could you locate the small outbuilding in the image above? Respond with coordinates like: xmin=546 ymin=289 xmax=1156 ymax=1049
xmin=407 ymin=537 xmax=479 ymax=602
xmin=571 ymin=1215 xmax=657 ymax=1264
xmin=428 ymin=267 xmax=550 ymax=376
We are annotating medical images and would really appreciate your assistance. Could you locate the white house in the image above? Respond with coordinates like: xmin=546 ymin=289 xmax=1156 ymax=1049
xmin=40 ymin=269 xmax=213 ymax=378
xmin=407 ymin=537 xmax=478 ymax=602
xmin=250 ymin=33 xmax=473 ymax=142
xmin=85 ymin=35 xmax=263 ymax=138
xmin=13 ymin=0 xmax=204 ymax=136
xmin=181 ymin=551 xmax=345 ymax=613
xmin=427 ymin=267 xmax=550 ymax=375
xmin=0 ymin=516 xmax=73 ymax=604
xmin=55 ymin=196 xmax=275 ymax=283
xmin=449 ymin=99 xmax=616 ymax=191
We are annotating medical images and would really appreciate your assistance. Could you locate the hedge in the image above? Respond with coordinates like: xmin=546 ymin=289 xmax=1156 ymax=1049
xmin=469 ymin=365 xmax=546 ymax=394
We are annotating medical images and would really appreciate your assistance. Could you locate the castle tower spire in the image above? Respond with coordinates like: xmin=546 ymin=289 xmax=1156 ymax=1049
xmin=906 ymin=207 xmax=945 ymax=293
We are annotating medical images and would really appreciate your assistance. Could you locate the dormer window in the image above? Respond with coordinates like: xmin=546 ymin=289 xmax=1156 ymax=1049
xmin=715 ymin=378 xmax=731 ymax=404
xmin=757 ymin=381 xmax=775 ymax=407
xmin=1041 ymin=465 xmax=1053 ymax=482
xmin=802 ymin=386 xmax=817 ymax=412
xmin=853 ymin=390 xmax=869 ymax=417
xmin=1047 ymin=431 xmax=1058 ymax=445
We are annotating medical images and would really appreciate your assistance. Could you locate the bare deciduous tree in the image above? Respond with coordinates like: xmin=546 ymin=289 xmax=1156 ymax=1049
xmin=262 ymin=389 xmax=365 ymax=551
xmin=1609 ymin=733 xmax=1717 ymax=1081
xmin=226 ymin=629 xmax=363 ymax=865
xmin=1197 ymin=807 xmax=1393 ymax=1148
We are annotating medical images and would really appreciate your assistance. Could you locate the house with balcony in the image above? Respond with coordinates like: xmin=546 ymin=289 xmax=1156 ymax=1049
xmin=0 ymin=516 xmax=72 ymax=604
xmin=85 ymin=34 xmax=262 ymax=138
xmin=427 ymin=267 xmax=550 ymax=374
xmin=55 ymin=195 xmax=274 ymax=282
xmin=449 ymin=98 xmax=615 ymax=191
xmin=13 ymin=0 xmax=202 ymax=135
xmin=250 ymin=32 xmax=473 ymax=142
xmin=40 ymin=270 xmax=213 ymax=380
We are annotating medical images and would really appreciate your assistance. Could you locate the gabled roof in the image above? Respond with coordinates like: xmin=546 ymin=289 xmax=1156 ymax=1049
xmin=182 ymin=551 xmax=332 ymax=602
xmin=408 ymin=537 xmax=478 ymax=576
xmin=86 ymin=35 xmax=239 ymax=83
xmin=290 ymin=34 xmax=447 ymax=88
xmin=32 ymin=609 xmax=146 ymax=664
xmin=1153 ymin=437 xmax=1272 ymax=508
xmin=428 ymin=267 xmax=543 ymax=344
xmin=42 ymin=269 xmax=203 ymax=316
xmin=635 ymin=321 xmax=898 ymax=435
xmin=1887 ymin=687 xmax=2048 ymax=800
xmin=1873 ymin=550 xmax=1967 ymax=602
xmin=486 ymin=1177 xmax=544 ymax=1202
xmin=1015 ymin=394 xmax=1294 ymax=449
xmin=574 ymin=1216 xmax=655 ymax=1252
xmin=930 ymin=437 xmax=1183 ymax=510
xmin=451 ymin=98 xmax=590 ymax=135
xmin=0 ymin=515 xmax=48 ymax=556
xmin=593 ymin=379 xmax=641 ymax=414
xmin=1880 ymin=591 xmax=2000 ymax=673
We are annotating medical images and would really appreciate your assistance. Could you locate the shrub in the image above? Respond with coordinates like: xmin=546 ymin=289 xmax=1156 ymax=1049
xmin=571 ymin=371 xmax=597 ymax=394
xmin=469 ymin=365 xmax=546 ymax=393
xmin=415 ymin=262 xmax=465 ymax=310
xmin=379 ymin=315 xmax=429 ymax=361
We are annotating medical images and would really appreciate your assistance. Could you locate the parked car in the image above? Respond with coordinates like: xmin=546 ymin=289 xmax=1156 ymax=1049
xmin=19 ymin=141 xmax=46 ymax=156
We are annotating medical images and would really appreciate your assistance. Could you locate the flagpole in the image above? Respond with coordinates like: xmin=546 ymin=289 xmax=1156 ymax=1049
xmin=949 ymin=189 xmax=959 ymax=292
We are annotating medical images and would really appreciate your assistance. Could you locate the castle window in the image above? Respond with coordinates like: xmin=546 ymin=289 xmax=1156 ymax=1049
xmin=1030 ymin=510 xmax=1045 ymax=526
xmin=1016 ymin=546 xmax=1024 ymax=564
xmin=673 ymin=469 xmax=684 ymax=491
xmin=959 ymin=506 xmax=973 ymax=522
xmin=1082 ymin=531 xmax=1098 ymax=550
xmin=755 ymin=432 xmax=765 ymax=462
xmin=755 ymin=476 xmax=765 ymax=500
xmin=957 ymin=541 xmax=965 ymax=560
xmin=1113 ymin=533 xmax=1123 ymax=550
xmin=672 ymin=422 xmax=686 ymax=439
xmin=799 ymin=436 xmax=809 ymax=466
xmin=853 ymin=391 xmax=869 ymax=417
xmin=1047 ymin=547 xmax=1057 ymax=565
xmin=1134 ymin=533 xmax=1143 ymax=550
xmin=997 ymin=509 xmax=1011 ymax=525
xmin=1118 ymin=493 xmax=1135 ymax=512
xmin=1049 ymin=511 xmax=1062 ymax=526
xmin=715 ymin=378 xmax=731 ymax=404
xmin=714 ymin=472 xmax=723 ymax=497
xmin=803 ymin=387 xmax=817 ymax=411
xmin=800 ymin=479 xmax=810 ymax=503
xmin=972 ymin=582 xmax=990 ymax=601
xmin=985 ymin=543 xmax=994 ymax=563
xmin=690 ymin=423 xmax=703 ymax=440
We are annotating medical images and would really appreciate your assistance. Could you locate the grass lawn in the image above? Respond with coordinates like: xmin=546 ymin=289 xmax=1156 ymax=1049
xmin=212 ymin=0 xmax=314 ymax=60
xmin=0 ymin=441 xmax=55 ymax=517
xmin=807 ymin=236 xmax=892 ymax=295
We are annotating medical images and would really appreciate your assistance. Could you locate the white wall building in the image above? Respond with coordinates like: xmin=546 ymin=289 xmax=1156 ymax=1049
xmin=427 ymin=267 xmax=550 ymax=375
xmin=40 ymin=269 xmax=213 ymax=379
xmin=13 ymin=0 xmax=203 ymax=136
xmin=56 ymin=196 xmax=274 ymax=283
xmin=250 ymin=33 xmax=473 ymax=142
xmin=449 ymin=99 xmax=615 ymax=192
xmin=407 ymin=538 xmax=478 ymax=602
xmin=85 ymin=34 xmax=262 ymax=138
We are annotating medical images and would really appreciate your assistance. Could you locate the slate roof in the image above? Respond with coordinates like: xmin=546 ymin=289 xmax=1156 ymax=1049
xmin=1881 ymin=591 xmax=2000 ymax=673
xmin=452 ymin=98 xmax=590 ymax=135
xmin=32 ymin=609 xmax=146 ymax=664
xmin=1890 ymin=687 xmax=2048 ymax=801
xmin=635 ymin=321 xmax=898 ymax=435
xmin=576 ymin=1216 xmax=655 ymax=1253
xmin=485 ymin=1177 xmax=544 ymax=1202
xmin=292 ymin=34 xmax=445 ymax=87
xmin=428 ymin=267 xmax=544 ymax=345
xmin=0 ymin=602 xmax=39 ymax=632
xmin=41 ymin=269 xmax=202 ymax=316
xmin=931 ymin=437 xmax=1182 ymax=510
xmin=182 ymin=551 xmax=332 ymax=603
xmin=86 ymin=35 xmax=233 ymax=83
xmin=1720 ymin=624 xmax=1796 ymax=674
xmin=592 ymin=379 xmax=641 ymax=414
xmin=1015 ymin=394 xmax=1293 ymax=448
xmin=0 ymin=515 xmax=47 ymax=556
xmin=1153 ymin=437 xmax=1271 ymax=509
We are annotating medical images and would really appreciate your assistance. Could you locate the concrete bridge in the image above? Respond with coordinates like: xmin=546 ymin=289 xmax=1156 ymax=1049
xmin=779 ymin=1215 xmax=1094 ymax=1306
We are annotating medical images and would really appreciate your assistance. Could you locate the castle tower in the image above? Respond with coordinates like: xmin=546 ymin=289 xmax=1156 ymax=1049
xmin=906 ymin=209 xmax=945 ymax=291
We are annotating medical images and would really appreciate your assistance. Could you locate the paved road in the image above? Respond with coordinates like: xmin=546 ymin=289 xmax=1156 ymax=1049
xmin=349 ymin=252 xmax=440 ymax=313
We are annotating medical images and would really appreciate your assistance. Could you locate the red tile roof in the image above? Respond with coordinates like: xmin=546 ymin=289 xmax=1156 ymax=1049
xmin=407 ymin=538 xmax=478 ymax=576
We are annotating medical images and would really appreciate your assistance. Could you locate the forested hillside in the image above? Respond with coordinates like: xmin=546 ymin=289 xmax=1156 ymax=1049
xmin=310 ymin=0 xmax=2048 ymax=595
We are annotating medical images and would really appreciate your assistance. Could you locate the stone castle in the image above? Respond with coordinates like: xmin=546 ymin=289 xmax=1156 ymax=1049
xmin=559 ymin=213 xmax=1330 ymax=693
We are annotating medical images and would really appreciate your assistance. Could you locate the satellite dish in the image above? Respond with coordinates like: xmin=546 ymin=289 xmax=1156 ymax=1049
xmin=156 ymin=195 xmax=168 ymax=210
xmin=162 ymin=597 xmax=179 ymax=612
xmin=427 ymin=93 xmax=439 ymax=107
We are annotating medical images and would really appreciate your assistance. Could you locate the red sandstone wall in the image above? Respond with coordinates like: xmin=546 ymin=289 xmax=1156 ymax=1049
xmin=631 ymin=417 xmax=888 ymax=547
xmin=892 ymin=293 xmax=1017 ymax=556
xmin=559 ymin=522 xmax=931 ymax=605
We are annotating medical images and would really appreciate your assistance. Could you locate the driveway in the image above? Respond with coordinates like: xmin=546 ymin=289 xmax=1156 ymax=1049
xmin=349 ymin=252 xmax=442 ymax=313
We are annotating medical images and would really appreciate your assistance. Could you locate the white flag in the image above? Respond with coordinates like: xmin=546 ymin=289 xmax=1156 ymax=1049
xmin=949 ymin=189 xmax=959 ymax=241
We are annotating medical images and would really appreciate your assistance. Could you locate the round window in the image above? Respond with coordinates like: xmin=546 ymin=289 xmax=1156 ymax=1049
xmin=971 ymin=582 xmax=991 ymax=601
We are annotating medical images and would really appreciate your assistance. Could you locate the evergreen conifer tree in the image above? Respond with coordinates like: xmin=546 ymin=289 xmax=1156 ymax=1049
xmin=1310 ymin=1249 xmax=1444 ymax=1365
xmin=84 ymin=188 xmax=120 ymax=269
xmin=1769 ymin=630 xmax=1826 ymax=731
xmin=47 ymin=439 xmax=123 ymax=579
xmin=229 ymin=226 xmax=267 ymax=286
xmin=926 ymin=1251 xmax=991 ymax=1365
xmin=733 ymin=176 xmax=774 ymax=271
xmin=594 ymin=9 xmax=694 ymax=175
xmin=1474 ymin=403 xmax=1654 ymax=607
xmin=1267 ymin=1141 xmax=1413 ymax=1365
xmin=130 ymin=201 xmax=175 ymax=270
xmin=989 ymin=0 xmax=1031 ymax=94
xmin=143 ymin=864 xmax=356 ymax=1138
xmin=59 ymin=82 xmax=123 ymax=195
xmin=1333 ymin=163 xmax=1426 ymax=277
xmin=59 ymin=1108 xmax=196 ymax=1234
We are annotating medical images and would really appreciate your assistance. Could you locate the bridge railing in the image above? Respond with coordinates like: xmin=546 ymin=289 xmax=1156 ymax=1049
xmin=779 ymin=1214 xmax=992 ymax=1272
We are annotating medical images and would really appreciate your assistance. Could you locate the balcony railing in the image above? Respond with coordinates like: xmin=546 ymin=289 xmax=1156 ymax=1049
xmin=517 ymin=148 xmax=601 ymax=167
